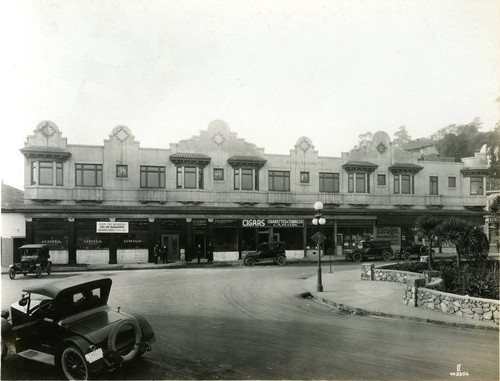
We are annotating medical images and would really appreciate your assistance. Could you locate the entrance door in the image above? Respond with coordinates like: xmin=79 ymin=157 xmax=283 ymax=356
xmin=161 ymin=234 xmax=180 ymax=261
xmin=194 ymin=234 xmax=206 ymax=261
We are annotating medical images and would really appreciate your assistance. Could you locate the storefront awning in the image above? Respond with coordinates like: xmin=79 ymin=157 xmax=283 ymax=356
xmin=169 ymin=153 xmax=211 ymax=166
xmin=20 ymin=146 xmax=71 ymax=160
xmin=342 ymin=161 xmax=378 ymax=173
xmin=388 ymin=163 xmax=424 ymax=174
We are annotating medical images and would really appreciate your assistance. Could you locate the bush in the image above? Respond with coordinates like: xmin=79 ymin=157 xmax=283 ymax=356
xmin=435 ymin=260 xmax=499 ymax=300
xmin=384 ymin=262 xmax=428 ymax=273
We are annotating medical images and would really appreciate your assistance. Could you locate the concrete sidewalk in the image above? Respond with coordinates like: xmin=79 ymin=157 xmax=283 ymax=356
xmin=302 ymin=268 xmax=499 ymax=331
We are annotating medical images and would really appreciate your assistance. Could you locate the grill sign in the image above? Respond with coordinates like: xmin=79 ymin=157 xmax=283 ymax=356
xmin=242 ymin=219 xmax=304 ymax=228
xmin=96 ymin=222 xmax=129 ymax=233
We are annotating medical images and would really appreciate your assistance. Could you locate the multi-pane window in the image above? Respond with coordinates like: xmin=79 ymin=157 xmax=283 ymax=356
xmin=140 ymin=166 xmax=165 ymax=188
xmin=234 ymin=168 xmax=259 ymax=190
xmin=394 ymin=174 xmax=415 ymax=194
xmin=429 ymin=176 xmax=439 ymax=195
xmin=269 ymin=171 xmax=290 ymax=191
xmin=470 ymin=177 xmax=483 ymax=195
xmin=176 ymin=166 xmax=203 ymax=189
xmin=31 ymin=161 xmax=63 ymax=186
xmin=348 ymin=173 xmax=370 ymax=193
xmin=76 ymin=164 xmax=102 ymax=187
xmin=319 ymin=172 xmax=339 ymax=192
xmin=448 ymin=177 xmax=456 ymax=188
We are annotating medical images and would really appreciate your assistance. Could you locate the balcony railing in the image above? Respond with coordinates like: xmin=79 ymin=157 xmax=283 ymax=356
xmin=268 ymin=192 xmax=294 ymax=205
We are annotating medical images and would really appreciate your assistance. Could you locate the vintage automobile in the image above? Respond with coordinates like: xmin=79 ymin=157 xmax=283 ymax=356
xmin=9 ymin=244 xmax=52 ymax=280
xmin=243 ymin=241 xmax=287 ymax=266
xmin=1 ymin=274 xmax=155 ymax=380
xmin=393 ymin=243 xmax=435 ymax=260
xmin=344 ymin=240 xmax=394 ymax=262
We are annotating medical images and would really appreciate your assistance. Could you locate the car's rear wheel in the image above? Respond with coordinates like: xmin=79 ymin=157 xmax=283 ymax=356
xmin=382 ymin=250 xmax=392 ymax=261
xmin=61 ymin=346 xmax=89 ymax=381
xmin=352 ymin=252 xmax=363 ymax=262
xmin=403 ymin=251 xmax=412 ymax=261
xmin=108 ymin=320 xmax=142 ymax=362
xmin=244 ymin=257 xmax=256 ymax=267
xmin=275 ymin=255 xmax=286 ymax=266
xmin=35 ymin=266 xmax=42 ymax=279
xmin=8 ymin=268 xmax=15 ymax=280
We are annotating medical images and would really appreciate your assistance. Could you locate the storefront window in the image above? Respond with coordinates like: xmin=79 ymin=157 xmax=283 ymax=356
xmin=212 ymin=227 xmax=238 ymax=251
xmin=117 ymin=220 xmax=149 ymax=249
xmin=33 ymin=219 xmax=69 ymax=249
xmin=76 ymin=220 xmax=109 ymax=249
xmin=275 ymin=228 xmax=303 ymax=250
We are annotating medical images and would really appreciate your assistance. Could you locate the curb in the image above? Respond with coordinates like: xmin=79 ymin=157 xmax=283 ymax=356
xmin=308 ymin=291 xmax=499 ymax=332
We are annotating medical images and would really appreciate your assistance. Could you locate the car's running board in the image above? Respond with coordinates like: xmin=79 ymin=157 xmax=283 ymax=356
xmin=18 ymin=349 xmax=55 ymax=366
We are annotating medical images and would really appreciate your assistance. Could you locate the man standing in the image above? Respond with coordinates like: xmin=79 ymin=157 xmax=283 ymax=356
xmin=153 ymin=244 xmax=160 ymax=264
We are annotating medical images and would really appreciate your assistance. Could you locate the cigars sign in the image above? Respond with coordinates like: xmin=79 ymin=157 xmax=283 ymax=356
xmin=242 ymin=219 xmax=304 ymax=228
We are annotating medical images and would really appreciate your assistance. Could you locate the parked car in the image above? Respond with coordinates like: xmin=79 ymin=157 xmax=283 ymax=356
xmin=243 ymin=241 xmax=287 ymax=266
xmin=9 ymin=244 xmax=52 ymax=280
xmin=345 ymin=240 xmax=393 ymax=262
xmin=1 ymin=274 xmax=155 ymax=380
xmin=393 ymin=243 xmax=435 ymax=260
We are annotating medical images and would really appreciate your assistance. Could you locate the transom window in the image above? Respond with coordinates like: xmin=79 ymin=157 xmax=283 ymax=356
xmin=269 ymin=171 xmax=290 ymax=191
xmin=470 ymin=177 xmax=483 ymax=195
xmin=319 ymin=172 xmax=339 ymax=193
xmin=234 ymin=168 xmax=259 ymax=190
xmin=76 ymin=164 xmax=102 ymax=187
xmin=31 ymin=161 xmax=63 ymax=186
xmin=177 ymin=166 xmax=203 ymax=189
xmin=429 ymin=176 xmax=439 ymax=195
xmin=394 ymin=174 xmax=414 ymax=194
xmin=140 ymin=166 xmax=165 ymax=188
xmin=348 ymin=173 xmax=370 ymax=193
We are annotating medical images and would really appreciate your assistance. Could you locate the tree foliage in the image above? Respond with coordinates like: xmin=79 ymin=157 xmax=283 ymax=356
xmin=429 ymin=118 xmax=490 ymax=159
xmin=355 ymin=132 xmax=372 ymax=149
xmin=392 ymin=126 xmax=411 ymax=148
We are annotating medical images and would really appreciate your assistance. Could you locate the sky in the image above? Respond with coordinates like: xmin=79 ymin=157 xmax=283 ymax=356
xmin=1 ymin=0 xmax=499 ymax=190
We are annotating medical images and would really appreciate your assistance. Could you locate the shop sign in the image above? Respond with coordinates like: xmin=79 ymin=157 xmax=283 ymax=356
xmin=96 ymin=222 xmax=129 ymax=233
xmin=376 ymin=227 xmax=400 ymax=246
xmin=242 ymin=219 xmax=304 ymax=228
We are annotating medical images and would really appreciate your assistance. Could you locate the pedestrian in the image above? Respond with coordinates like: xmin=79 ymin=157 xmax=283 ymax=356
xmin=207 ymin=242 xmax=214 ymax=264
xmin=161 ymin=245 xmax=168 ymax=264
xmin=196 ymin=244 xmax=202 ymax=263
xmin=153 ymin=244 xmax=160 ymax=264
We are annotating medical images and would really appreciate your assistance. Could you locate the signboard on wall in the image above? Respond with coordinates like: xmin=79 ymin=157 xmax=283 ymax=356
xmin=96 ymin=222 xmax=129 ymax=233
xmin=242 ymin=219 xmax=304 ymax=228
xmin=376 ymin=227 xmax=400 ymax=246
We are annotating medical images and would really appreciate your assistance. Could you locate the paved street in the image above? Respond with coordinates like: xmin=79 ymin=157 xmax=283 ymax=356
xmin=1 ymin=264 xmax=498 ymax=380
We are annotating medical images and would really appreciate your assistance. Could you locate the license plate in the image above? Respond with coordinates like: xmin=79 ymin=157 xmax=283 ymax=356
xmin=85 ymin=348 xmax=103 ymax=363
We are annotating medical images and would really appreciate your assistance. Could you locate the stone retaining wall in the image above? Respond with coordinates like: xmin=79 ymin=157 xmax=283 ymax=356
xmin=361 ymin=263 xmax=500 ymax=325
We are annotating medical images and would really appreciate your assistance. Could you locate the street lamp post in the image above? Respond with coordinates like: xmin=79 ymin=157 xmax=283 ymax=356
xmin=312 ymin=201 xmax=326 ymax=292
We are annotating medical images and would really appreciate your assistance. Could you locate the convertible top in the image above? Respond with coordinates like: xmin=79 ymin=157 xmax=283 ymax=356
xmin=18 ymin=244 xmax=50 ymax=250
xmin=23 ymin=274 xmax=112 ymax=302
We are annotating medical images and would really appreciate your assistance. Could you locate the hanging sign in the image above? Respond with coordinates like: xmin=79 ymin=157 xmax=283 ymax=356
xmin=241 ymin=219 xmax=304 ymax=228
xmin=96 ymin=222 xmax=129 ymax=233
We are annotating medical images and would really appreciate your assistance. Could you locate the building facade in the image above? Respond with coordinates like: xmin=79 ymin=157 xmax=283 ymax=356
xmin=8 ymin=120 xmax=490 ymax=265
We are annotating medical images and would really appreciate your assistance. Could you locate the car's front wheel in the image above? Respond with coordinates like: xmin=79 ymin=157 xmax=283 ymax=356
xmin=8 ymin=268 xmax=15 ymax=280
xmin=244 ymin=257 xmax=256 ymax=266
xmin=352 ymin=252 xmax=363 ymax=262
xmin=275 ymin=255 xmax=286 ymax=266
xmin=60 ymin=346 xmax=89 ymax=381
xmin=382 ymin=250 xmax=392 ymax=261
xmin=403 ymin=251 xmax=412 ymax=261
xmin=35 ymin=266 xmax=42 ymax=279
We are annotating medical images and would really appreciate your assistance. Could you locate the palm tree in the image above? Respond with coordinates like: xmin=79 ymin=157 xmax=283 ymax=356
xmin=435 ymin=217 xmax=489 ymax=267
xmin=414 ymin=215 xmax=442 ymax=268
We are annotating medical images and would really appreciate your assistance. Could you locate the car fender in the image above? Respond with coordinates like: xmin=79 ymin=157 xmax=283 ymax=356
xmin=129 ymin=313 xmax=156 ymax=343
xmin=57 ymin=336 xmax=104 ymax=373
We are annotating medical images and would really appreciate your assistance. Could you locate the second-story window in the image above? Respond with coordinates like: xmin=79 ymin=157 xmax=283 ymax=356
xmin=470 ymin=176 xmax=483 ymax=195
xmin=269 ymin=171 xmax=290 ymax=191
xmin=140 ymin=166 xmax=165 ymax=188
xmin=429 ymin=176 xmax=439 ymax=195
xmin=348 ymin=173 xmax=370 ymax=193
xmin=394 ymin=174 xmax=414 ymax=194
xmin=234 ymin=168 xmax=259 ymax=190
xmin=319 ymin=172 xmax=339 ymax=192
xmin=177 ymin=166 xmax=203 ymax=189
xmin=76 ymin=164 xmax=102 ymax=187
xmin=31 ymin=161 xmax=63 ymax=186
